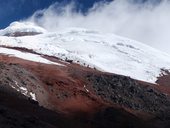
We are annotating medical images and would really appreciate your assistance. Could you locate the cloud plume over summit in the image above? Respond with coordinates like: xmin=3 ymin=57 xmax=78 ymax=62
xmin=26 ymin=0 xmax=170 ymax=54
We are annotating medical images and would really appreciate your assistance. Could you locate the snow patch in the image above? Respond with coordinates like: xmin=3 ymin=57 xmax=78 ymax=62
xmin=84 ymin=85 xmax=89 ymax=93
xmin=11 ymin=80 xmax=37 ymax=101
xmin=30 ymin=92 xmax=37 ymax=101
xmin=0 ymin=47 xmax=64 ymax=66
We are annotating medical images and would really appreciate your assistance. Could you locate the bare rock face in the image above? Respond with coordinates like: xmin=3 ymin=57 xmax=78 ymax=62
xmin=0 ymin=59 xmax=147 ymax=128
xmin=87 ymin=73 xmax=170 ymax=114
xmin=0 ymin=62 xmax=50 ymax=105
xmin=4 ymin=31 xmax=42 ymax=37
xmin=0 ymin=53 xmax=170 ymax=128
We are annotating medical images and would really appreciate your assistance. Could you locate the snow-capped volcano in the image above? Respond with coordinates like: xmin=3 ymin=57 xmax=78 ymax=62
xmin=1 ymin=22 xmax=170 ymax=128
xmin=0 ymin=22 xmax=170 ymax=83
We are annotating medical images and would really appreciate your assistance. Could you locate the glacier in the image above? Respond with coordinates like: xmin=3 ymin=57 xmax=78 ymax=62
xmin=0 ymin=22 xmax=170 ymax=83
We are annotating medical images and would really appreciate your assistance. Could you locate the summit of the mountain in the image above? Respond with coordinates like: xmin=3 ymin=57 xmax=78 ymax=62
xmin=0 ymin=21 xmax=46 ymax=37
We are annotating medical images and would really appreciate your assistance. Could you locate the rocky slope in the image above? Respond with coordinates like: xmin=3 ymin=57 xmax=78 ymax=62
xmin=0 ymin=52 xmax=170 ymax=128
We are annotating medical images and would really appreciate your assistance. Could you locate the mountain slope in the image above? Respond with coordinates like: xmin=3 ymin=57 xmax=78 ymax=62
xmin=0 ymin=22 xmax=170 ymax=128
xmin=0 ymin=23 xmax=170 ymax=83
xmin=1 ymin=50 xmax=170 ymax=128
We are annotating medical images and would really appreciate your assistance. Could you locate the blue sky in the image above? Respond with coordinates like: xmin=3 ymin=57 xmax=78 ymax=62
xmin=0 ymin=0 xmax=112 ymax=29
xmin=0 ymin=0 xmax=169 ymax=53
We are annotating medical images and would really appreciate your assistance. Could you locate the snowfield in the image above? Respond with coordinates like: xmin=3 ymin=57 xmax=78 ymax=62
xmin=0 ymin=47 xmax=64 ymax=66
xmin=0 ymin=22 xmax=170 ymax=83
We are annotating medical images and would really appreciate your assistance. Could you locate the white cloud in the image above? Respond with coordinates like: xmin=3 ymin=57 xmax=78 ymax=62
xmin=26 ymin=0 xmax=170 ymax=54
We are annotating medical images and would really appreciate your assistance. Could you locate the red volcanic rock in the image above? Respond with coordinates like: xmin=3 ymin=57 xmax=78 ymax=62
xmin=0 ymin=50 xmax=170 ymax=128
xmin=0 ymin=54 xmax=106 ymax=114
